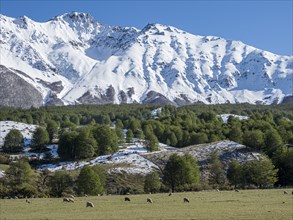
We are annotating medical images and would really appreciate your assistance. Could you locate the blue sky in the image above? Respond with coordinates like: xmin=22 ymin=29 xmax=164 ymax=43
xmin=1 ymin=0 xmax=292 ymax=55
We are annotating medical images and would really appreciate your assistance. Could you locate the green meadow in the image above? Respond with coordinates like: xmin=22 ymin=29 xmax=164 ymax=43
xmin=0 ymin=189 xmax=292 ymax=220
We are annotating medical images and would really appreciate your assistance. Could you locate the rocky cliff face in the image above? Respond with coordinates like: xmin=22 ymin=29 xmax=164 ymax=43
xmin=0 ymin=12 xmax=292 ymax=107
xmin=0 ymin=65 xmax=43 ymax=108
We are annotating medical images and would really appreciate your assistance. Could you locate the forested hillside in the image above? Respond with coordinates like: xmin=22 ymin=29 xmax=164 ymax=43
xmin=0 ymin=103 xmax=292 ymax=198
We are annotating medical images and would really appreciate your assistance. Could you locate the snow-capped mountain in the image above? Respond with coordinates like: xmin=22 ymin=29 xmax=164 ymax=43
xmin=0 ymin=12 xmax=292 ymax=108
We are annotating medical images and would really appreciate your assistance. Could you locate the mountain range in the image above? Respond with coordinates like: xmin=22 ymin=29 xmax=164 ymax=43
xmin=0 ymin=12 xmax=292 ymax=108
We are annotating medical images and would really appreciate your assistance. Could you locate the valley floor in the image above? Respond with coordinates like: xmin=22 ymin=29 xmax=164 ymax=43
xmin=0 ymin=189 xmax=292 ymax=220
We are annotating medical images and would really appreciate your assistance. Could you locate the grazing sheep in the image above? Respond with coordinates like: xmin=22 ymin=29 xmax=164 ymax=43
xmin=168 ymin=193 xmax=172 ymax=196
xmin=69 ymin=195 xmax=75 ymax=199
xmin=25 ymin=199 xmax=31 ymax=204
xmin=63 ymin=197 xmax=70 ymax=202
xmin=235 ymin=189 xmax=240 ymax=192
xmin=147 ymin=198 xmax=153 ymax=203
xmin=84 ymin=194 xmax=88 ymax=197
xmin=284 ymin=191 xmax=288 ymax=194
xmin=68 ymin=198 xmax=74 ymax=203
xmin=86 ymin=201 xmax=94 ymax=207
xmin=183 ymin=197 xmax=190 ymax=203
xmin=124 ymin=197 xmax=131 ymax=201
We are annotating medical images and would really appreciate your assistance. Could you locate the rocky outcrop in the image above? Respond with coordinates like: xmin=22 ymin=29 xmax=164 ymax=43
xmin=142 ymin=91 xmax=173 ymax=105
xmin=143 ymin=141 xmax=263 ymax=173
xmin=77 ymin=85 xmax=116 ymax=105
xmin=281 ymin=96 xmax=293 ymax=104
xmin=46 ymin=93 xmax=64 ymax=106
xmin=118 ymin=90 xmax=127 ymax=103
xmin=37 ymin=79 xmax=64 ymax=93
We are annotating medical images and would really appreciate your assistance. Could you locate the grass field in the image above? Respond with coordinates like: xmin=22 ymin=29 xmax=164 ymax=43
xmin=0 ymin=189 xmax=292 ymax=220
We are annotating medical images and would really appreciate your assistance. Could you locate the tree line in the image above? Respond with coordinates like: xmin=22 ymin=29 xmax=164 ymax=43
xmin=0 ymin=150 xmax=279 ymax=198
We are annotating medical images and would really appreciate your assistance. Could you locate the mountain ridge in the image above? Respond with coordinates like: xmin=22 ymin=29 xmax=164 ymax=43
xmin=0 ymin=12 xmax=292 ymax=108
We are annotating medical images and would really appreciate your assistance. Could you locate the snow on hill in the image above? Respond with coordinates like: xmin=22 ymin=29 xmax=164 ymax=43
xmin=0 ymin=121 xmax=38 ymax=147
xmin=218 ymin=114 xmax=249 ymax=123
xmin=0 ymin=170 xmax=5 ymax=178
xmin=38 ymin=143 xmax=164 ymax=174
xmin=0 ymin=12 xmax=292 ymax=107
xmin=0 ymin=121 xmax=59 ymax=160
xmin=38 ymin=140 xmax=262 ymax=177
xmin=143 ymin=140 xmax=263 ymax=177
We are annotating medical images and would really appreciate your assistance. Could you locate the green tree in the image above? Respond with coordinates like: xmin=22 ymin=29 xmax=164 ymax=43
xmin=60 ymin=121 xmax=77 ymax=131
xmin=199 ymin=111 xmax=218 ymax=122
xmin=31 ymin=127 xmax=49 ymax=151
xmin=182 ymin=154 xmax=201 ymax=184
xmin=15 ymin=183 xmax=38 ymax=198
xmin=92 ymin=165 xmax=106 ymax=187
xmin=243 ymin=130 xmax=264 ymax=150
xmin=275 ymin=148 xmax=293 ymax=186
xmin=3 ymin=129 xmax=23 ymax=153
xmin=0 ymin=183 xmax=10 ymax=197
xmin=128 ymin=117 xmax=141 ymax=132
xmin=77 ymin=166 xmax=104 ymax=195
xmin=48 ymin=170 xmax=73 ymax=197
xmin=169 ymin=132 xmax=178 ymax=147
xmin=143 ymin=124 xmax=159 ymax=152
xmin=263 ymin=129 xmax=283 ymax=157
xmin=189 ymin=132 xmax=208 ymax=145
xmin=242 ymin=158 xmax=278 ymax=188
xmin=70 ymin=115 xmax=80 ymax=125
xmin=144 ymin=172 xmax=161 ymax=193
xmin=5 ymin=159 xmax=34 ymax=187
xmin=145 ymin=134 xmax=159 ymax=152
xmin=135 ymin=129 xmax=144 ymax=139
xmin=46 ymin=120 xmax=59 ymax=143
xmin=143 ymin=124 xmax=154 ymax=139
xmin=163 ymin=154 xmax=200 ymax=192
xmin=228 ymin=125 xmax=243 ymax=143
xmin=93 ymin=125 xmax=118 ymax=155
xmin=115 ymin=119 xmax=124 ymax=129
xmin=126 ymin=129 xmax=134 ymax=143
xmin=74 ymin=128 xmax=96 ymax=159
xmin=115 ymin=127 xmax=125 ymax=144
xmin=58 ymin=131 xmax=78 ymax=160
xmin=208 ymin=151 xmax=226 ymax=187
xmin=227 ymin=160 xmax=242 ymax=188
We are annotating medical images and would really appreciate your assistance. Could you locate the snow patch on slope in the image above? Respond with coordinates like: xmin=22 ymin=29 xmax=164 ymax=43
xmin=0 ymin=121 xmax=38 ymax=147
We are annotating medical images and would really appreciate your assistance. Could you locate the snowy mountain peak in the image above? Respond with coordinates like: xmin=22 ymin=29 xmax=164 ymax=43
xmin=0 ymin=13 xmax=292 ymax=108
xmin=53 ymin=12 xmax=96 ymax=24
xmin=12 ymin=15 xmax=34 ymax=29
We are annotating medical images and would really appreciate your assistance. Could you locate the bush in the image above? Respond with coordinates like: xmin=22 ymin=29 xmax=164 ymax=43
xmin=15 ymin=183 xmax=38 ymax=197
xmin=0 ymin=184 xmax=10 ymax=197
xmin=0 ymin=153 xmax=10 ymax=164
xmin=144 ymin=172 xmax=161 ymax=193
